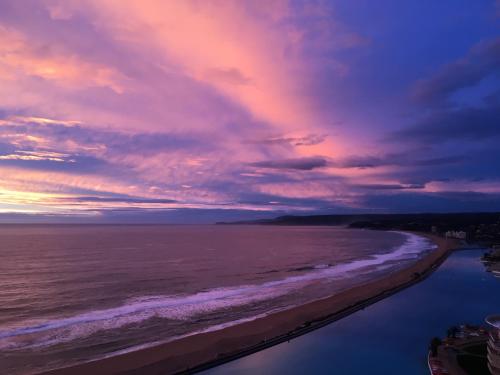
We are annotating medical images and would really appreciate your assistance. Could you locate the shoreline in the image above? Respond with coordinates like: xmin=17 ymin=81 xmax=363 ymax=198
xmin=43 ymin=232 xmax=458 ymax=375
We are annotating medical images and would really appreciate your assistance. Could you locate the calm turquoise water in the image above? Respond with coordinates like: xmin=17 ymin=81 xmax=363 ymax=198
xmin=207 ymin=250 xmax=500 ymax=375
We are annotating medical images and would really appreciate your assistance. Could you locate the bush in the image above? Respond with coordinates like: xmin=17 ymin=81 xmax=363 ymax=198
xmin=429 ymin=337 xmax=442 ymax=357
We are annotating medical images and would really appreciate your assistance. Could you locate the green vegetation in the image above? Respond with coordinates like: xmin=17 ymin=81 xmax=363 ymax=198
xmin=447 ymin=326 xmax=459 ymax=338
xmin=429 ymin=337 xmax=442 ymax=357
xmin=462 ymin=343 xmax=487 ymax=356
xmin=456 ymin=353 xmax=489 ymax=375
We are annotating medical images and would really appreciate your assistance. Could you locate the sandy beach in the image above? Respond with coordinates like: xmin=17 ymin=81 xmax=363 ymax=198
xmin=42 ymin=232 xmax=458 ymax=375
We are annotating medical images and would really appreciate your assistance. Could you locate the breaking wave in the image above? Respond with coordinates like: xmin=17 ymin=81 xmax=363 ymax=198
xmin=0 ymin=232 xmax=435 ymax=350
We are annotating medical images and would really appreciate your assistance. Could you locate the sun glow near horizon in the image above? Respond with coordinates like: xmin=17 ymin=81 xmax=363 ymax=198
xmin=0 ymin=0 xmax=499 ymax=221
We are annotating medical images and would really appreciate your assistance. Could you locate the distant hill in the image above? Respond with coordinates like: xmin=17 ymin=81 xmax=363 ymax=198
xmin=218 ymin=212 xmax=500 ymax=227
xmin=217 ymin=214 xmax=356 ymax=226
xmin=217 ymin=212 xmax=500 ymax=247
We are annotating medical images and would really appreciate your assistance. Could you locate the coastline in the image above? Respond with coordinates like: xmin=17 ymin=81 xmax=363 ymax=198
xmin=43 ymin=232 xmax=458 ymax=375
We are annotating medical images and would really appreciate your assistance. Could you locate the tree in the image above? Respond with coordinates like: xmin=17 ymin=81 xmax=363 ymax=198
xmin=447 ymin=326 xmax=459 ymax=338
xmin=430 ymin=337 xmax=442 ymax=357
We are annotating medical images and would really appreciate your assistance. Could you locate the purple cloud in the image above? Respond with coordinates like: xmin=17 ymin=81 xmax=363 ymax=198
xmin=249 ymin=157 xmax=328 ymax=170
xmin=412 ymin=37 xmax=500 ymax=106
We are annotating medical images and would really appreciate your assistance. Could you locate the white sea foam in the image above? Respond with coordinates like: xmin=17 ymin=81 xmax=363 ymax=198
xmin=0 ymin=232 xmax=434 ymax=350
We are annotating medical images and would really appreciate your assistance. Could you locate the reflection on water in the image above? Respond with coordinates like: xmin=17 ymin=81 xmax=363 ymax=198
xmin=0 ymin=225 xmax=430 ymax=374
xmin=207 ymin=250 xmax=500 ymax=375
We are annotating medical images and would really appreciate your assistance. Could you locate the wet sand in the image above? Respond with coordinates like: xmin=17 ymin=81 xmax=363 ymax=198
xmin=43 ymin=232 xmax=458 ymax=375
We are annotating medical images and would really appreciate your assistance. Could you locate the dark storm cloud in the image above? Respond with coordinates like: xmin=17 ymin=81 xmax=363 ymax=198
xmin=249 ymin=156 xmax=328 ymax=170
xmin=352 ymin=183 xmax=426 ymax=190
xmin=412 ymin=37 xmax=500 ymax=106
xmin=347 ymin=142 xmax=500 ymax=203
xmin=411 ymin=155 xmax=467 ymax=167
xmin=382 ymin=36 xmax=500 ymax=191
xmin=334 ymin=153 xmax=466 ymax=169
xmin=382 ymin=145 xmax=500 ymax=185
xmin=391 ymin=102 xmax=500 ymax=143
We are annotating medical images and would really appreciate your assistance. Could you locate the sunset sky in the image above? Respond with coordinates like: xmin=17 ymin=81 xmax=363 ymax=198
xmin=0 ymin=0 xmax=499 ymax=223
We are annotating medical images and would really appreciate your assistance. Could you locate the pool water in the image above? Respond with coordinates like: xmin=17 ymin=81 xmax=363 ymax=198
xmin=207 ymin=250 xmax=500 ymax=374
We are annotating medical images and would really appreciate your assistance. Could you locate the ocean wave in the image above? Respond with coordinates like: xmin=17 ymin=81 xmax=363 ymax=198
xmin=287 ymin=263 xmax=333 ymax=272
xmin=0 ymin=232 xmax=434 ymax=350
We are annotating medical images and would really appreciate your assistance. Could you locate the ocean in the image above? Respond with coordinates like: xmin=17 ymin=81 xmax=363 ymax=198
xmin=0 ymin=225 xmax=435 ymax=374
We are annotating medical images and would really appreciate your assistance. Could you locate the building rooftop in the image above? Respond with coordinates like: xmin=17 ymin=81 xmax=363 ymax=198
xmin=485 ymin=315 xmax=500 ymax=329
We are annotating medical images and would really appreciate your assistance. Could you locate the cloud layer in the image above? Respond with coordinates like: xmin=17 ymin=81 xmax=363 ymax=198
xmin=0 ymin=0 xmax=499 ymax=222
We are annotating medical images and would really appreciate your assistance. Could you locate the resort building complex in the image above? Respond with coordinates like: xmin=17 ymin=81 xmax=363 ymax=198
xmin=486 ymin=315 xmax=500 ymax=375
xmin=444 ymin=231 xmax=467 ymax=240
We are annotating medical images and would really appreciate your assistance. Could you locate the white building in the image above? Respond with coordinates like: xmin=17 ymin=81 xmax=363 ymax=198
xmin=445 ymin=230 xmax=467 ymax=240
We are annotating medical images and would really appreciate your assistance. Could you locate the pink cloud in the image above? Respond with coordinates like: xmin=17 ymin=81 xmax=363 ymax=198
xmin=0 ymin=1 xmax=411 ymax=216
